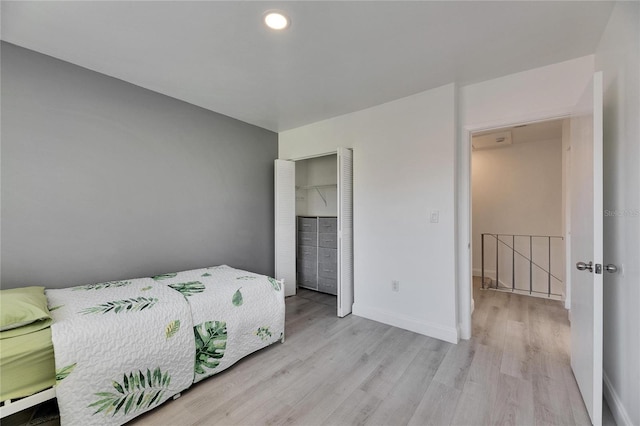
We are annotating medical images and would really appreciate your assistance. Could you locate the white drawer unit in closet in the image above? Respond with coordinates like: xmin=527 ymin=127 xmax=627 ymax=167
xmin=296 ymin=216 xmax=338 ymax=295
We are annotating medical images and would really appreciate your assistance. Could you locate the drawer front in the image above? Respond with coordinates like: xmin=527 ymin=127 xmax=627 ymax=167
xmin=318 ymin=217 xmax=337 ymax=234
xmin=318 ymin=277 xmax=337 ymax=295
xmin=297 ymin=258 xmax=317 ymax=271
xmin=318 ymin=262 xmax=338 ymax=279
xmin=297 ymin=270 xmax=317 ymax=288
xmin=318 ymin=232 xmax=337 ymax=249
xmin=298 ymin=217 xmax=318 ymax=233
xmin=298 ymin=231 xmax=317 ymax=247
xmin=297 ymin=245 xmax=317 ymax=262
xmin=318 ymin=247 xmax=337 ymax=264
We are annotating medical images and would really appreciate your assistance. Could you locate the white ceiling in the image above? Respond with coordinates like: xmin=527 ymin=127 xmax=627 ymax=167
xmin=1 ymin=1 xmax=614 ymax=132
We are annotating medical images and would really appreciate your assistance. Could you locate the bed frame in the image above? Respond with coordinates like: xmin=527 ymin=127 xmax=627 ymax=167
xmin=0 ymin=388 xmax=56 ymax=418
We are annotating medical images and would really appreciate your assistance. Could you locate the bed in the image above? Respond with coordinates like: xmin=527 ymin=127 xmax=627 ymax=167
xmin=0 ymin=265 xmax=285 ymax=425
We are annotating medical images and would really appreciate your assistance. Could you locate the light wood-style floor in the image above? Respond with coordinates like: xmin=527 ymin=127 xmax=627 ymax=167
xmin=129 ymin=278 xmax=614 ymax=426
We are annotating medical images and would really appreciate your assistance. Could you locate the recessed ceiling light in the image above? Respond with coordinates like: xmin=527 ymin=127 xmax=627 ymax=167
xmin=264 ymin=11 xmax=290 ymax=30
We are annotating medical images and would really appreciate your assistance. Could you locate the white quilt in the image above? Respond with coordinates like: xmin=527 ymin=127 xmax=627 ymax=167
xmin=45 ymin=265 xmax=285 ymax=426
xmin=153 ymin=265 xmax=285 ymax=383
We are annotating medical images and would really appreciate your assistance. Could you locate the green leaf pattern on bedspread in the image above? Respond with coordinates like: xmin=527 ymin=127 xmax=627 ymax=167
xmin=194 ymin=321 xmax=227 ymax=375
xmin=168 ymin=282 xmax=205 ymax=297
xmin=88 ymin=367 xmax=171 ymax=416
xmin=256 ymin=327 xmax=272 ymax=341
xmin=56 ymin=363 xmax=77 ymax=383
xmin=232 ymin=288 xmax=243 ymax=306
xmin=268 ymin=277 xmax=282 ymax=291
xmin=151 ymin=273 xmax=177 ymax=281
xmin=72 ymin=281 xmax=132 ymax=291
xmin=80 ymin=297 xmax=158 ymax=315
xmin=165 ymin=320 xmax=181 ymax=339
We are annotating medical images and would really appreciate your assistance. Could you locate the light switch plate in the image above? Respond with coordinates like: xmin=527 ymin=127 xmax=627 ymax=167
xmin=430 ymin=210 xmax=439 ymax=223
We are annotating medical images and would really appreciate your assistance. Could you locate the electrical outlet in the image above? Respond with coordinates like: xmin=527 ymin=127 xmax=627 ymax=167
xmin=391 ymin=280 xmax=399 ymax=292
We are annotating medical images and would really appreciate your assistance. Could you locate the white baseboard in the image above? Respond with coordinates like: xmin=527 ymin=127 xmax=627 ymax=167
xmin=352 ymin=303 xmax=458 ymax=343
xmin=603 ymin=372 xmax=634 ymax=426
xmin=472 ymin=268 xmax=509 ymax=289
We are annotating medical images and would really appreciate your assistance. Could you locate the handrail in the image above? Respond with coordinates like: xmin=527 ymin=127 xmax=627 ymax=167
xmin=481 ymin=233 xmax=563 ymax=297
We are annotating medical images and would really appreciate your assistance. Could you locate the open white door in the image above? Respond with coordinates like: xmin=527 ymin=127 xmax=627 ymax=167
xmin=570 ymin=71 xmax=603 ymax=425
xmin=337 ymin=148 xmax=354 ymax=317
xmin=275 ymin=159 xmax=296 ymax=296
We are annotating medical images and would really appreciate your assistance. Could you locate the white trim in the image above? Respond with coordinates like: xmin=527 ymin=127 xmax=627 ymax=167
xmin=288 ymin=150 xmax=338 ymax=162
xmin=603 ymin=372 xmax=633 ymax=426
xmin=353 ymin=303 xmax=459 ymax=344
xmin=0 ymin=387 xmax=56 ymax=418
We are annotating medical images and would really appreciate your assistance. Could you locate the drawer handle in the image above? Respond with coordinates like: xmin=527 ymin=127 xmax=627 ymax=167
xmin=324 ymin=254 xmax=330 ymax=257
xmin=323 ymin=269 xmax=332 ymax=272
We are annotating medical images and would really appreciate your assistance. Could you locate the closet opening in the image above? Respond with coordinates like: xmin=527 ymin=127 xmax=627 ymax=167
xmin=275 ymin=148 xmax=353 ymax=317
xmin=296 ymin=155 xmax=338 ymax=300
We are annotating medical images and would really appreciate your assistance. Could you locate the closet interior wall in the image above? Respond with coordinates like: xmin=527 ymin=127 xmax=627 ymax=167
xmin=295 ymin=155 xmax=338 ymax=295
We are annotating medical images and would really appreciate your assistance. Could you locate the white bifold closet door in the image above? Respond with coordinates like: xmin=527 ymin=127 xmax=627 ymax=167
xmin=274 ymin=149 xmax=354 ymax=316
xmin=337 ymin=148 xmax=354 ymax=317
xmin=274 ymin=159 xmax=296 ymax=296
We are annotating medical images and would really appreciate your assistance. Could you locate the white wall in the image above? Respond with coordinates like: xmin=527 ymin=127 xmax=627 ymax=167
xmin=456 ymin=55 xmax=595 ymax=338
xmin=295 ymin=155 xmax=338 ymax=217
xmin=472 ymin=137 xmax=564 ymax=296
xmin=280 ymin=84 xmax=458 ymax=343
xmin=595 ymin=2 xmax=640 ymax=425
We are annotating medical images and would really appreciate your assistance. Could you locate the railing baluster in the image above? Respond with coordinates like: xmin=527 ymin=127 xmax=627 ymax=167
xmin=512 ymin=235 xmax=515 ymax=292
xmin=496 ymin=234 xmax=499 ymax=289
xmin=548 ymin=236 xmax=551 ymax=297
xmin=481 ymin=234 xmax=485 ymax=290
xmin=529 ymin=236 xmax=533 ymax=295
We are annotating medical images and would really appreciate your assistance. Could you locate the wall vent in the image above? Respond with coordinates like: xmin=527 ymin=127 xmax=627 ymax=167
xmin=472 ymin=130 xmax=513 ymax=150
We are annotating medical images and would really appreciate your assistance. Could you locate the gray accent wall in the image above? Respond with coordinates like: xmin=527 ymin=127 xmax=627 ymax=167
xmin=1 ymin=42 xmax=277 ymax=289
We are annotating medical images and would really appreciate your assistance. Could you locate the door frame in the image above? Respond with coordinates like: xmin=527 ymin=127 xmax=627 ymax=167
xmin=457 ymin=107 xmax=573 ymax=339
xmin=282 ymin=149 xmax=354 ymax=317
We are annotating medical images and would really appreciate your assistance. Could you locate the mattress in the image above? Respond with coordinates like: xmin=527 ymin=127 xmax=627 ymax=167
xmin=0 ymin=327 xmax=55 ymax=402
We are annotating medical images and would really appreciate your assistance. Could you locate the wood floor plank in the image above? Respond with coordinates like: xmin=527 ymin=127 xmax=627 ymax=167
xmin=322 ymin=388 xmax=382 ymax=425
xmin=501 ymin=319 xmax=532 ymax=380
xmin=407 ymin=381 xmax=461 ymax=426
xmin=491 ymin=372 xmax=535 ymax=425
xmin=431 ymin=339 xmax=477 ymax=390
xmin=275 ymin=326 xmax=417 ymax=426
xmin=366 ymin=343 xmax=449 ymax=425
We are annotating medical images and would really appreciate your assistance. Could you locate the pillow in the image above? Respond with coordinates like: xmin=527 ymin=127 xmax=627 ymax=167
xmin=0 ymin=286 xmax=51 ymax=331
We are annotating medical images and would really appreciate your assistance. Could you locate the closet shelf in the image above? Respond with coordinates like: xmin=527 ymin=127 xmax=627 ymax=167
xmin=296 ymin=184 xmax=336 ymax=206
xmin=295 ymin=184 xmax=337 ymax=190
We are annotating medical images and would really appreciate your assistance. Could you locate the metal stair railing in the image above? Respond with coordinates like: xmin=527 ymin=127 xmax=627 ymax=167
xmin=481 ymin=233 xmax=564 ymax=297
